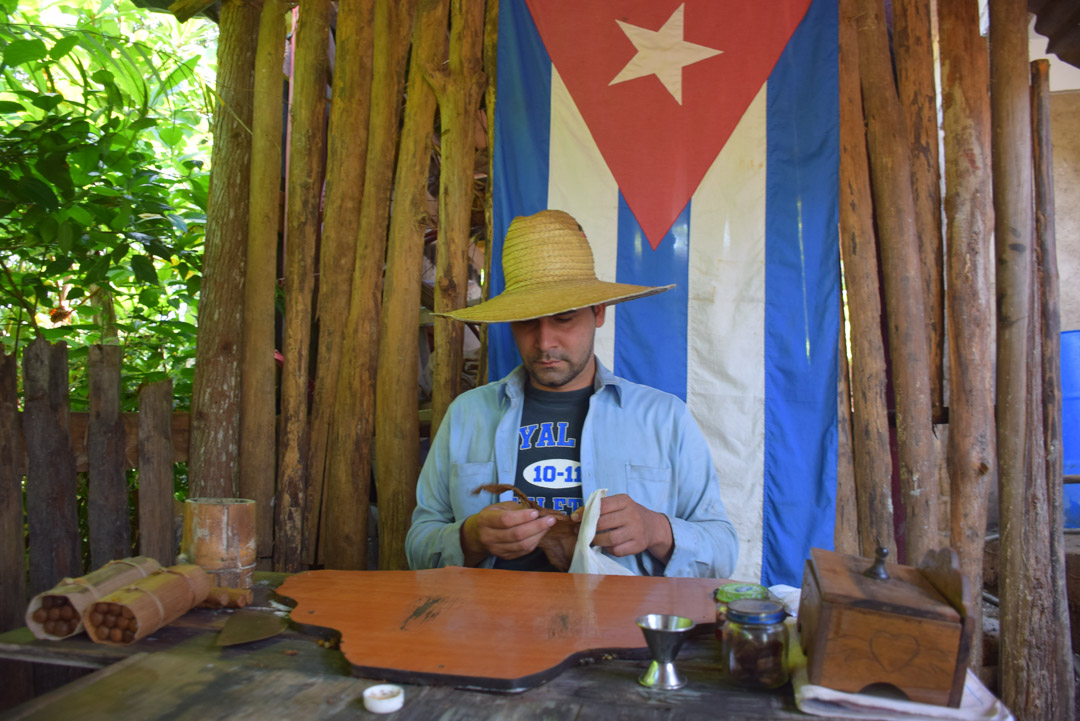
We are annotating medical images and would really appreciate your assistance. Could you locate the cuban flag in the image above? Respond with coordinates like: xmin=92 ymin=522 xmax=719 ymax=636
xmin=490 ymin=0 xmax=839 ymax=585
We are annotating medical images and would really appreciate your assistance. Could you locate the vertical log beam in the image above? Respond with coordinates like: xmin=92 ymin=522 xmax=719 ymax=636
xmin=430 ymin=0 xmax=487 ymax=437
xmin=87 ymin=344 xmax=129 ymax=566
xmin=275 ymin=0 xmax=331 ymax=572
xmin=23 ymin=338 xmax=80 ymax=594
xmin=375 ymin=0 xmax=448 ymax=574
xmin=840 ymin=0 xmax=896 ymax=557
xmin=304 ymin=0 xmax=375 ymax=566
xmin=323 ymin=0 xmax=418 ymax=569
xmin=478 ymin=0 xmax=499 ymax=388
xmin=0 ymin=348 xmax=24 ymax=629
xmin=241 ymin=0 xmax=287 ymax=565
xmin=1032 ymin=57 xmax=1074 ymax=720
xmin=138 ymin=380 xmax=176 ymax=567
xmin=892 ymin=0 xmax=944 ymax=414
xmin=834 ymin=296 xmax=859 ymax=555
xmin=189 ymin=0 xmax=259 ymax=498
xmin=854 ymin=0 xmax=937 ymax=564
xmin=938 ymin=0 xmax=996 ymax=669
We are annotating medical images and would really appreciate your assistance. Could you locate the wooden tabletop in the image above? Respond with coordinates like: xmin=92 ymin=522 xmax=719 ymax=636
xmin=0 ymin=573 xmax=840 ymax=721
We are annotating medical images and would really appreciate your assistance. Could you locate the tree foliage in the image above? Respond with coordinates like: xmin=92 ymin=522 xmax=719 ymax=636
xmin=0 ymin=0 xmax=216 ymax=410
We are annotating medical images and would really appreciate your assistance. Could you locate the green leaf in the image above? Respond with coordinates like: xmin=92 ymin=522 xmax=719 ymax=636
xmin=3 ymin=38 xmax=48 ymax=67
xmin=0 ymin=100 xmax=25 ymax=113
xmin=49 ymin=35 xmax=80 ymax=61
xmin=67 ymin=205 xmax=94 ymax=226
xmin=16 ymin=177 xmax=59 ymax=211
xmin=138 ymin=287 xmax=159 ymax=306
xmin=30 ymin=94 xmax=64 ymax=112
xmin=157 ymin=125 xmax=184 ymax=148
xmin=130 ymin=255 xmax=159 ymax=285
xmin=129 ymin=117 xmax=157 ymax=131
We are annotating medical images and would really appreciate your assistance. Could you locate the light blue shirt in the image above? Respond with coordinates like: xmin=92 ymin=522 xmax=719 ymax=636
xmin=405 ymin=360 xmax=738 ymax=577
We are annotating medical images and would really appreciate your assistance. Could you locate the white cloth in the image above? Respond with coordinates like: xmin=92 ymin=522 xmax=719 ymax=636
xmin=568 ymin=489 xmax=634 ymax=575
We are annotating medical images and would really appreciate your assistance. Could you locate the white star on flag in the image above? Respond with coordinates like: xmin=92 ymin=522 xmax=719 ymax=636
xmin=609 ymin=3 xmax=723 ymax=104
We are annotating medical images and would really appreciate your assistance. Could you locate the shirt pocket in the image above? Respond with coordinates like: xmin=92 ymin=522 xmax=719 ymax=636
xmin=451 ymin=461 xmax=497 ymax=517
xmin=624 ymin=464 xmax=673 ymax=512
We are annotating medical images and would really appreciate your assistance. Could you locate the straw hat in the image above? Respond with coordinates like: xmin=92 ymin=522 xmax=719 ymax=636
xmin=436 ymin=209 xmax=673 ymax=323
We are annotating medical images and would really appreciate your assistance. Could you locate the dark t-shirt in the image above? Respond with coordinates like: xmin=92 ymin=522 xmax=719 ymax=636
xmin=493 ymin=383 xmax=589 ymax=571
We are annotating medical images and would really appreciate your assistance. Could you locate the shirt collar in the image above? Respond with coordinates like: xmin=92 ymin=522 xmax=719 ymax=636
xmin=499 ymin=358 xmax=625 ymax=407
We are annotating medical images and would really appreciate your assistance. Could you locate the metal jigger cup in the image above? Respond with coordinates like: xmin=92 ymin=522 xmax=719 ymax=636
xmin=635 ymin=613 xmax=696 ymax=690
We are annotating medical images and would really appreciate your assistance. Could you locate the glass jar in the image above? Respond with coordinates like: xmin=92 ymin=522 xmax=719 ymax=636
xmin=721 ymin=599 xmax=789 ymax=689
xmin=713 ymin=582 xmax=769 ymax=641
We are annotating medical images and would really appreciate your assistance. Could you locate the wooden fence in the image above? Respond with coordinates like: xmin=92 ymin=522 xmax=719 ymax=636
xmin=0 ymin=336 xmax=189 ymax=637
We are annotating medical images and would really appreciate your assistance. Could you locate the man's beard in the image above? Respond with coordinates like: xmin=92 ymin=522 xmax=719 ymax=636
xmin=524 ymin=350 xmax=591 ymax=389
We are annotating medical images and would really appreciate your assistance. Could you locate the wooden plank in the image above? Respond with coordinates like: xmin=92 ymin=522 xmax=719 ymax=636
xmin=138 ymin=380 xmax=176 ymax=567
xmin=373 ymin=0 xmax=446 ymax=574
xmin=188 ymin=0 xmax=259 ymax=499
xmin=0 ymin=347 xmax=25 ymax=632
xmin=833 ymin=296 xmax=858 ymax=556
xmin=304 ymin=0 xmax=375 ymax=567
xmin=275 ymin=0 xmax=332 ymax=572
xmin=1031 ymin=57 xmax=1074 ymax=720
xmin=87 ymin=344 xmax=130 ymax=567
xmin=837 ymin=0 xmax=895 ymax=557
xmin=323 ymin=0 xmax=418 ymax=570
xmin=241 ymin=0 xmax=287 ymax=566
xmin=22 ymin=338 xmax=80 ymax=595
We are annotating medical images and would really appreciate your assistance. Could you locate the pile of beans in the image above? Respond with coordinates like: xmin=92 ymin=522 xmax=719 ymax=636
xmin=31 ymin=595 xmax=78 ymax=637
xmin=87 ymin=602 xmax=137 ymax=643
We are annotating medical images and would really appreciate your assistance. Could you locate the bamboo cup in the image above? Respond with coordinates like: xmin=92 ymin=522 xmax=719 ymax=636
xmin=177 ymin=497 xmax=256 ymax=589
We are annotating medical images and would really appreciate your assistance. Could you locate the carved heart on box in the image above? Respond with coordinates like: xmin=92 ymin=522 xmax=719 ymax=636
xmin=869 ymin=630 xmax=920 ymax=673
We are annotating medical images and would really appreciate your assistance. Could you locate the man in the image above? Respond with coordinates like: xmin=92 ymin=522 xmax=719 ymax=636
xmin=405 ymin=209 xmax=737 ymax=577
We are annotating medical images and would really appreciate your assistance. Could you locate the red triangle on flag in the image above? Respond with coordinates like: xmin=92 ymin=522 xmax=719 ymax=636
xmin=524 ymin=0 xmax=812 ymax=249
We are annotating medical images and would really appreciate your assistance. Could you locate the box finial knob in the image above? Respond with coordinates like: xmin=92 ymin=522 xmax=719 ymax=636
xmin=863 ymin=545 xmax=890 ymax=580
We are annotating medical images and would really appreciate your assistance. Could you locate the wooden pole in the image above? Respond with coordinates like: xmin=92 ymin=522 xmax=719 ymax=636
xmin=87 ymin=344 xmax=129 ymax=566
xmin=938 ymin=0 xmax=996 ymax=670
xmin=304 ymin=0 xmax=375 ymax=567
xmin=1032 ymin=57 xmax=1074 ymax=720
xmin=323 ymin=0 xmax=418 ymax=569
xmin=892 ymin=0 xmax=944 ymax=416
xmin=374 ymin=0 xmax=448 ymax=574
xmin=0 ymin=347 xmax=24 ymax=629
xmin=478 ymin=0 xmax=498 ymax=388
xmin=240 ymin=0 xmax=287 ymax=566
xmin=275 ymin=0 xmax=331 ymax=572
xmin=839 ymin=0 xmax=895 ymax=557
xmin=23 ymin=338 xmax=80 ymax=594
xmin=137 ymin=380 xmax=176 ymax=567
xmin=834 ymin=295 xmax=859 ymax=556
xmin=854 ymin=0 xmax=937 ymax=565
xmin=430 ymin=0 xmax=487 ymax=438
xmin=189 ymin=0 xmax=259 ymax=499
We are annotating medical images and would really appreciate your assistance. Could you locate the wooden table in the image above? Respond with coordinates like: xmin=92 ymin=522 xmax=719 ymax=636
xmin=0 ymin=574 xmax=837 ymax=721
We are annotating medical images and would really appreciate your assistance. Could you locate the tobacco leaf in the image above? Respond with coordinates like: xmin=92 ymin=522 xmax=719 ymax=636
xmin=471 ymin=484 xmax=580 ymax=571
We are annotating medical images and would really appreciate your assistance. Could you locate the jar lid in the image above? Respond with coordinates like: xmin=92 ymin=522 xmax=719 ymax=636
xmin=714 ymin=582 xmax=769 ymax=603
xmin=725 ymin=598 xmax=786 ymax=625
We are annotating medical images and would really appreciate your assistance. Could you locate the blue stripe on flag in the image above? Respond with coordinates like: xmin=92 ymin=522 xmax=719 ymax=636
xmin=490 ymin=0 xmax=550 ymax=378
xmin=762 ymin=0 xmax=839 ymax=586
xmin=614 ymin=195 xmax=689 ymax=401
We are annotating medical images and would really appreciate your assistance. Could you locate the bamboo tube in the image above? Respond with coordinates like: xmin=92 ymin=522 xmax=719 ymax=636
xmin=178 ymin=498 xmax=256 ymax=589
xmin=304 ymin=0 xmax=375 ymax=567
xmin=938 ymin=0 xmax=996 ymax=670
xmin=892 ymin=0 xmax=944 ymax=415
xmin=240 ymin=0 xmax=287 ymax=565
xmin=838 ymin=0 xmax=895 ymax=557
xmin=1032 ymin=58 xmax=1074 ymax=720
xmin=373 ymin=0 xmax=447 ymax=573
xmin=82 ymin=565 xmax=210 ymax=645
xmin=854 ymin=0 xmax=937 ymax=565
xmin=322 ymin=0 xmax=418 ymax=570
xmin=189 ymin=0 xmax=259 ymax=499
xmin=275 ymin=0 xmax=332 ymax=572
xmin=25 ymin=556 xmax=161 ymax=640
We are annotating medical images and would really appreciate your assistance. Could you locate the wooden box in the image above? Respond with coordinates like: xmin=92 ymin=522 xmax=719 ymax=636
xmin=797 ymin=547 xmax=973 ymax=707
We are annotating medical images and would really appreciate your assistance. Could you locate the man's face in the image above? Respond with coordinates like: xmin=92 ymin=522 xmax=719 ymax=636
xmin=510 ymin=305 xmax=606 ymax=392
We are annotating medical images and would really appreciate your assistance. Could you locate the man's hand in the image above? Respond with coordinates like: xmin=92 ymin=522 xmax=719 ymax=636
xmin=460 ymin=501 xmax=558 ymax=567
xmin=572 ymin=494 xmax=673 ymax=564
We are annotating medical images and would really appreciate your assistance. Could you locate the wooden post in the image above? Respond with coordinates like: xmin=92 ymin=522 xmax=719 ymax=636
xmin=87 ymin=344 xmax=129 ymax=566
xmin=0 ymin=347 xmax=24 ymax=629
xmin=938 ymin=0 xmax=996 ymax=670
xmin=892 ymin=0 xmax=944 ymax=416
xmin=430 ymin=0 xmax=487 ymax=438
xmin=478 ymin=0 xmax=498 ymax=388
xmin=189 ymin=0 xmax=259 ymax=499
xmin=304 ymin=0 xmax=375 ymax=566
xmin=275 ymin=0 xmax=331 ymax=572
xmin=323 ymin=0 xmax=418 ymax=569
xmin=1032 ymin=57 xmax=1074 ymax=720
xmin=23 ymin=338 xmax=80 ymax=594
xmin=240 ymin=0 xmax=287 ymax=566
xmin=138 ymin=380 xmax=176 ymax=567
xmin=834 ymin=296 xmax=859 ymax=555
xmin=855 ymin=0 xmax=937 ymax=565
xmin=839 ymin=0 xmax=895 ymax=557
xmin=373 ymin=0 xmax=447 ymax=573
